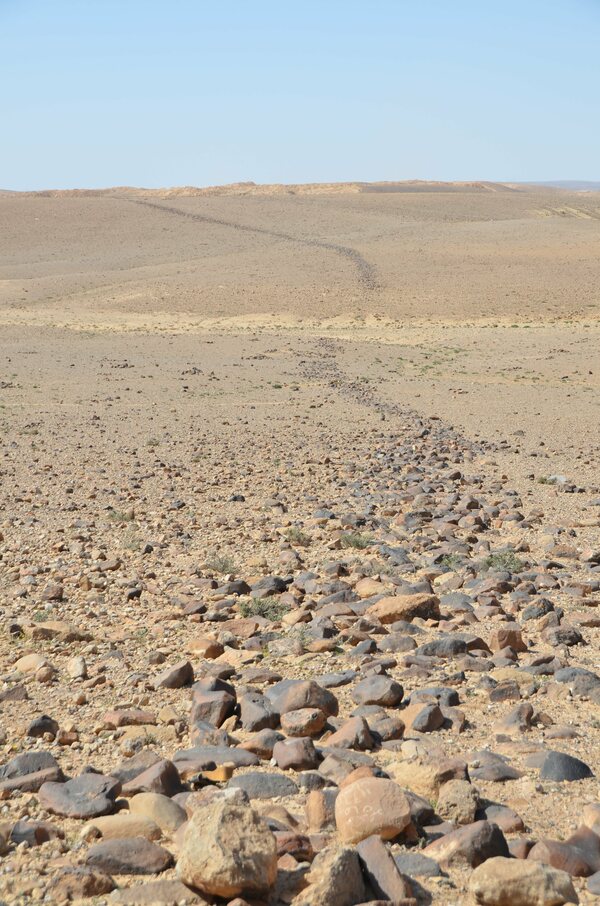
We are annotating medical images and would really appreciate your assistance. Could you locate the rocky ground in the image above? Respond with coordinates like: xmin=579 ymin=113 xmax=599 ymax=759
xmin=1 ymin=324 xmax=600 ymax=906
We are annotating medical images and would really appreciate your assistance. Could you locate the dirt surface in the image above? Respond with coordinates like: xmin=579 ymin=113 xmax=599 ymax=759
xmin=1 ymin=184 xmax=599 ymax=905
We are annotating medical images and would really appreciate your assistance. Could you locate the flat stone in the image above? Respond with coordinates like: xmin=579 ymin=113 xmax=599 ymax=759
xmin=227 ymin=771 xmax=298 ymax=799
xmin=81 ymin=814 xmax=162 ymax=842
xmin=50 ymin=867 xmax=115 ymax=901
xmin=366 ymin=594 xmax=440 ymax=624
xmin=39 ymin=773 xmax=121 ymax=819
xmin=173 ymin=745 xmax=258 ymax=771
xmin=393 ymin=851 xmax=442 ymax=877
xmin=528 ymin=839 xmax=593 ymax=877
xmin=87 ymin=837 xmax=173 ymax=875
xmin=469 ymin=855 xmax=578 ymax=905
xmin=111 ymin=751 xmax=163 ymax=785
xmin=110 ymin=880 xmax=205 ymax=904
xmin=129 ymin=792 xmax=188 ymax=834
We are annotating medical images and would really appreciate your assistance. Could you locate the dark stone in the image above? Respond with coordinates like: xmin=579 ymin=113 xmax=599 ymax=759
xmin=357 ymin=835 xmax=411 ymax=900
xmin=227 ymin=770 xmax=299 ymax=799
xmin=539 ymin=750 xmax=594 ymax=782
xmin=393 ymin=850 xmax=443 ymax=878
xmin=351 ymin=675 xmax=403 ymax=707
xmin=153 ymin=659 xmax=194 ymax=689
xmin=111 ymin=751 xmax=162 ymax=785
xmin=39 ymin=773 xmax=121 ymax=819
xmin=0 ymin=750 xmax=59 ymax=780
xmin=121 ymin=759 xmax=182 ymax=796
xmin=86 ymin=837 xmax=173 ymax=875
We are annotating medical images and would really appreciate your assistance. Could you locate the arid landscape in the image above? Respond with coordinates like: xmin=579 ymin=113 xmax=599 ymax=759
xmin=1 ymin=182 xmax=600 ymax=905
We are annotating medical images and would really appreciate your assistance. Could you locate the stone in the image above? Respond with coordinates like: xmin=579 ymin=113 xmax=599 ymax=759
xmin=366 ymin=594 xmax=440 ymax=624
xmin=110 ymin=880 xmax=206 ymax=904
xmin=14 ymin=653 xmax=53 ymax=674
xmin=227 ymin=771 xmax=298 ymax=799
xmin=39 ymin=773 xmax=121 ymax=819
xmin=10 ymin=819 xmax=62 ymax=847
xmin=356 ymin=834 xmax=412 ymax=901
xmin=538 ymin=751 xmax=594 ymax=782
xmin=237 ymin=692 xmax=277 ymax=731
xmin=393 ymin=851 xmax=443 ymax=878
xmin=280 ymin=707 xmax=326 ymax=737
xmin=191 ymin=689 xmax=237 ymax=728
xmin=27 ymin=714 xmax=59 ymax=738
xmin=528 ymin=839 xmax=593 ymax=877
xmin=469 ymin=855 xmax=579 ymax=905
xmin=174 ymin=745 xmax=258 ymax=772
xmin=588 ymin=872 xmax=600 ymax=896
xmin=49 ymin=867 xmax=115 ymax=901
xmin=273 ymin=737 xmax=319 ymax=770
xmin=490 ymin=623 xmax=528 ymax=653
xmin=335 ymin=777 xmax=411 ymax=844
xmin=81 ymin=814 xmax=162 ymax=842
xmin=387 ymin=756 xmax=467 ymax=799
xmin=129 ymin=792 xmax=187 ymax=834
xmin=0 ymin=749 xmax=60 ymax=781
xmin=306 ymin=788 xmax=338 ymax=831
xmin=153 ymin=660 xmax=194 ymax=689
xmin=402 ymin=702 xmax=444 ymax=733
xmin=423 ymin=820 xmax=510 ymax=867
xmin=102 ymin=709 xmax=157 ymax=729
xmin=325 ymin=716 xmax=374 ymax=750
xmin=111 ymin=751 xmax=163 ymax=785
xmin=122 ymin=758 xmax=182 ymax=797
xmin=351 ymin=675 xmax=404 ymax=707
xmin=436 ymin=779 xmax=479 ymax=825
xmin=176 ymin=791 xmax=277 ymax=897
xmin=266 ymin=679 xmax=339 ymax=717
xmin=87 ymin=837 xmax=173 ymax=875
xmin=293 ymin=845 xmax=366 ymax=906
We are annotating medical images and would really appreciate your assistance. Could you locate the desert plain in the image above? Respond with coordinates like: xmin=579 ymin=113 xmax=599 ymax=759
xmin=0 ymin=182 xmax=600 ymax=905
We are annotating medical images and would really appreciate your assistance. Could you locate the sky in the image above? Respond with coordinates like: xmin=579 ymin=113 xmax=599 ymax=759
xmin=1 ymin=0 xmax=599 ymax=190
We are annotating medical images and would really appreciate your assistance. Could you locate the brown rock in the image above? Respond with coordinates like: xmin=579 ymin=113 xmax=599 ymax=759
xmin=366 ymin=594 xmax=440 ymax=624
xmin=423 ymin=820 xmax=510 ymax=868
xmin=335 ymin=777 xmax=411 ymax=844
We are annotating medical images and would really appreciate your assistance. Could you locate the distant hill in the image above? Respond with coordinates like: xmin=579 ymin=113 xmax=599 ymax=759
xmin=4 ymin=180 xmax=521 ymax=198
xmin=524 ymin=180 xmax=600 ymax=192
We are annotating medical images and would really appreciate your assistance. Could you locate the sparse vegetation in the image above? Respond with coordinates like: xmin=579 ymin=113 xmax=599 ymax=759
xmin=239 ymin=597 xmax=287 ymax=621
xmin=205 ymin=554 xmax=238 ymax=574
xmin=482 ymin=550 xmax=526 ymax=573
xmin=286 ymin=526 xmax=311 ymax=547
xmin=340 ymin=532 xmax=374 ymax=550
xmin=439 ymin=553 xmax=464 ymax=570
xmin=107 ymin=508 xmax=135 ymax=523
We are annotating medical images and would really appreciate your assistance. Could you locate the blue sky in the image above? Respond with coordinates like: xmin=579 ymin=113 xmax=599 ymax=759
xmin=1 ymin=0 xmax=599 ymax=189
